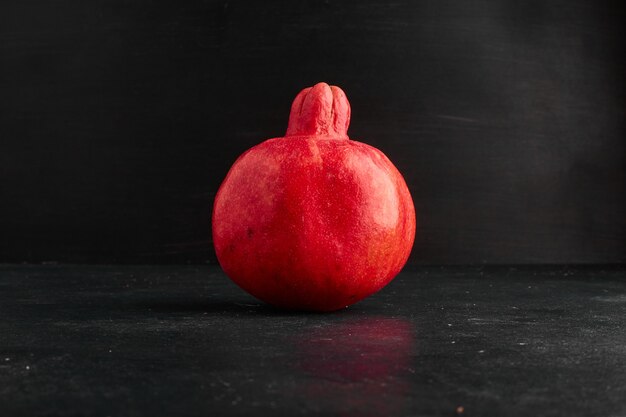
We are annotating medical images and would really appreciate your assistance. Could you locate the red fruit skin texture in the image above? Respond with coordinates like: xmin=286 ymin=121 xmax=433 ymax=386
xmin=212 ymin=83 xmax=416 ymax=312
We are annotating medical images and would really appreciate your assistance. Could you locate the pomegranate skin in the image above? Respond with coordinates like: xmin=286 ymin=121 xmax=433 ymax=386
xmin=212 ymin=83 xmax=415 ymax=311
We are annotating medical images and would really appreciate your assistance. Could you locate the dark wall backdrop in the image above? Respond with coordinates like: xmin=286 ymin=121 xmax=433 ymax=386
xmin=1 ymin=0 xmax=624 ymax=264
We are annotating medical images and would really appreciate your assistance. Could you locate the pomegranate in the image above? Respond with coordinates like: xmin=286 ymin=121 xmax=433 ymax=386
xmin=212 ymin=82 xmax=415 ymax=311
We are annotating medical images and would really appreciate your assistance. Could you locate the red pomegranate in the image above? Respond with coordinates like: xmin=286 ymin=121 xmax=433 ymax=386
xmin=212 ymin=82 xmax=415 ymax=311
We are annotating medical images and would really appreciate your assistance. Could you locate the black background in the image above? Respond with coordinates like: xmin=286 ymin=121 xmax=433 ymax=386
xmin=1 ymin=0 xmax=624 ymax=265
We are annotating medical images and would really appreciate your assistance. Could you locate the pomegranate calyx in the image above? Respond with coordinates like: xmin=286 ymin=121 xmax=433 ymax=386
xmin=286 ymin=82 xmax=351 ymax=140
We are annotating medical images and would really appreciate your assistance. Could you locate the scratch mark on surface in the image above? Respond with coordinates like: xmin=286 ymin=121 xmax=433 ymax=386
xmin=434 ymin=114 xmax=478 ymax=123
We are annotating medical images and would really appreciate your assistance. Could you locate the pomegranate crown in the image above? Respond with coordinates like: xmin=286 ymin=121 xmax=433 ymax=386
xmin=286 ymin=82 xmax=351 ymax=139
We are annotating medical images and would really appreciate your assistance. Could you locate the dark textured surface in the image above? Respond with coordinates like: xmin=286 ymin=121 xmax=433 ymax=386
xmin=1 ymin=264 xmax=625 ymax=416
xmin=1 ymin=1 xmax=624 ymax=264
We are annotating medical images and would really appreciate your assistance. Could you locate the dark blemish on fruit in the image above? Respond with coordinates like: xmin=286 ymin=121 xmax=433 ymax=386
xmin=247 ymin=227 xmax=254 ymax=238
xmin=349 ymin=294 xmax=358 ymax=300
xmin=228 ymin=243 xmax=235 ymax=253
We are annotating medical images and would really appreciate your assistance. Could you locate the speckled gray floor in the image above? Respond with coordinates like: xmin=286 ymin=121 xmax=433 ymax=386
xmin=1 ymin=265 xmax=624 ymax=416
